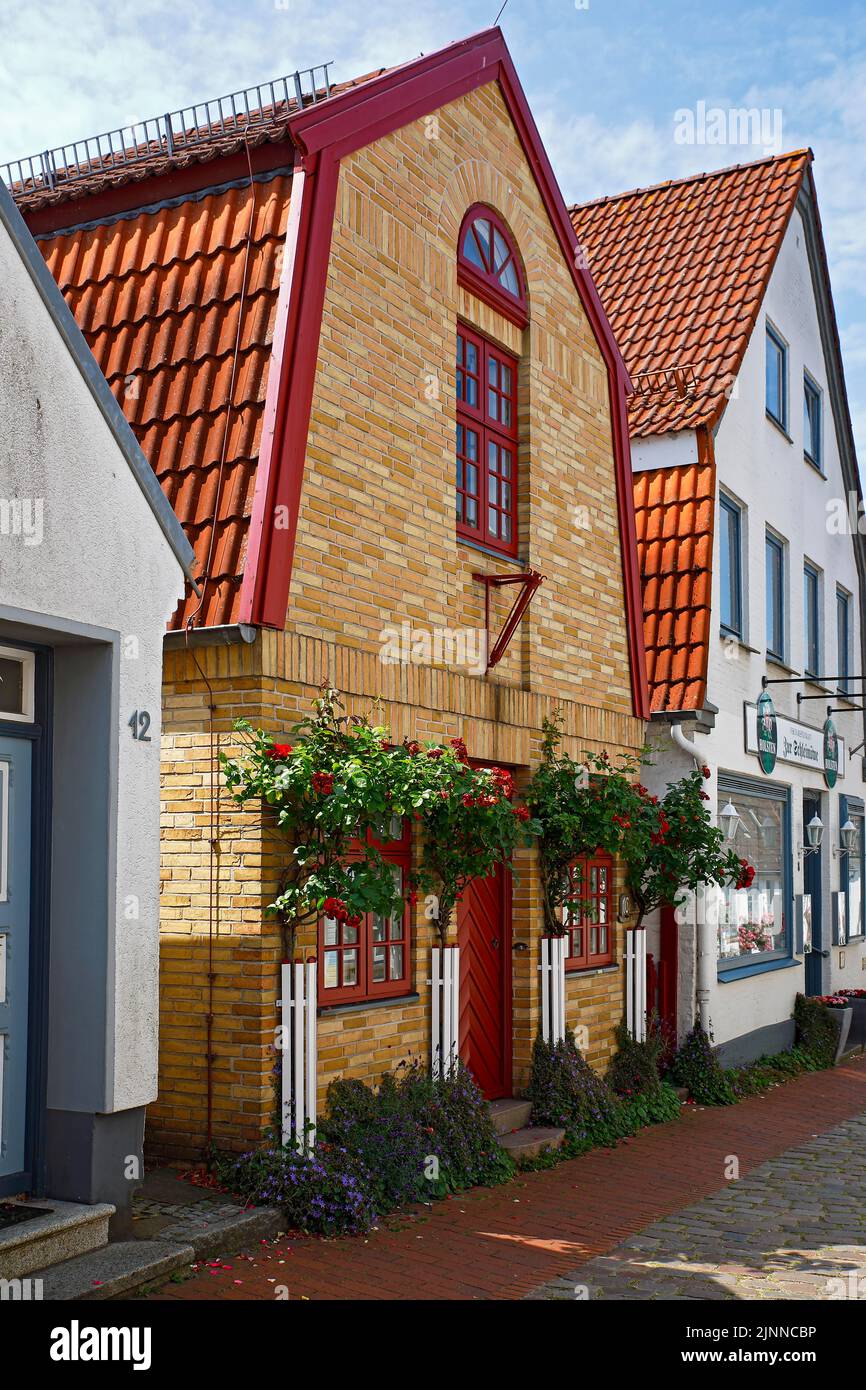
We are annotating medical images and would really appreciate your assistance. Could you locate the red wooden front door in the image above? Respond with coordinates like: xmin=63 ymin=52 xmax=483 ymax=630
xmin=457 ymin=863 xmax=511 ymax=1099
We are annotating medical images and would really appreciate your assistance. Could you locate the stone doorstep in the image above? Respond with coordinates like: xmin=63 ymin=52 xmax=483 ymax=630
xmin=499 ymin=1126 xmax=566 ymax=1162
xmin=489 ymin=1097 xmax=533 ymax=1137
xmin=0 ymin=1200 xmax=114 ymax=1281
xmin=30 ymin=1203 xmax=284 ymax=1301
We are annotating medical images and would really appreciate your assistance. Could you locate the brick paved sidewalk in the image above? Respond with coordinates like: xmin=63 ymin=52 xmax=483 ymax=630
xmin=144 ymin=1054 xmax=866 ymax=1302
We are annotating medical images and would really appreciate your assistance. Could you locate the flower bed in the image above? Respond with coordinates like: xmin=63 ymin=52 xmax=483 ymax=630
xmin=215 ymin=1060 xmax=513 ymax=1236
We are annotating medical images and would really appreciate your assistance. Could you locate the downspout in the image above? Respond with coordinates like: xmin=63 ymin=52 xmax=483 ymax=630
xmin=670 ymin=722 xmax=714 ymax=1033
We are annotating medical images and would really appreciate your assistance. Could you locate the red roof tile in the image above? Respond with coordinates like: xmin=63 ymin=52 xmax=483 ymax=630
xmin=633 ymin=461 xmax=715 ymax=712
xmin=38 ymin=174 xmax=292 ymax=629
xmin=571 ymin=151 xmax=810 ymax=437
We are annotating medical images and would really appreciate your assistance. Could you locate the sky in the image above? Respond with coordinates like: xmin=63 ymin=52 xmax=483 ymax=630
xmin=1 ymin=0 xmax=864 ymax=454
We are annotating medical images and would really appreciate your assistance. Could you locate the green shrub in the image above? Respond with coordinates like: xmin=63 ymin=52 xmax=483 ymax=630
xmin=218 ymin=1058 xmax=513 ymax=1235
xmin=622 ymin=1080 xmax=683 ymax=1128
xmin=322 ymin=1059 xmax=513 ymax=1207
xmin=671 ymin=1024 xmax=735 ymax=1105
xmin=794 ymin=992 xmax=839 ymax=1069
xmin=528 ymin=1028 xmax=624 ymax=1133
xmin=607 ymin=1017 xmax=670 ymax=1097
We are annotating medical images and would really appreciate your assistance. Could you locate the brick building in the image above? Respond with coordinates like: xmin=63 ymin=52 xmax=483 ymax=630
xmin=16 ymin=29 xmax=648 ymax=1159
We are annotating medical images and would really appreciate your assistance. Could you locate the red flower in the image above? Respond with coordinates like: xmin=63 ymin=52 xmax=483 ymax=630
xmin=311 ymin=771 xmax=334 ymax=795
xmin=323 ymin=896 xmax=349 ymax=922
xmin=346 ymin=914 xmax=362 ymax=929
xmin=701 ymin=764 xmax=711 ymax=779
xmin=462 ymin=793 xmax=476 ymax=809
xmin=405 ymin=740 xmax=421 ymax=756
xmin=265 ymin=743 xmax=293 ymax=760
xmin=407 ymin=891 xmax=418 ymax=906
xmin=490 ymin=767 xmax=513 ymax=797
xmin=450 ymin=737 xmax=470 ymax=763
xmin=513 ymin=805 xmax=530 ymax=822
xmin=426 ymin=747 xmax=444 ymax=760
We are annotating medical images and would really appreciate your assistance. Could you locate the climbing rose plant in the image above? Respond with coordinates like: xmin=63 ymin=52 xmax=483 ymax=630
xmin=526 ymin=712 xmax=752 ymax=934
xmin=221 ymin=687 xmax=538 ymax=954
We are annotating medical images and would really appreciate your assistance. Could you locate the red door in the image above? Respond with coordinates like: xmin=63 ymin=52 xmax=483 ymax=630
xmin=457 ymin=863 xmax=511 ymax=1099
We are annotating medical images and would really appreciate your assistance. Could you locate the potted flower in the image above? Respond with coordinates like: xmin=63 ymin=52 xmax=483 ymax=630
xmin=815 ymin=995 xmax=855 ymax=1062
xmin=737 ymin=923 xmax=773 ymax=954
xmin=839 ymin=988 xmax=866 ymax=1048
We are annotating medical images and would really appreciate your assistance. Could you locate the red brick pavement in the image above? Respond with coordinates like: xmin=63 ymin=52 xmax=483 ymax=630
xmin=145 ymin=1054 xmax=866 ymax=1301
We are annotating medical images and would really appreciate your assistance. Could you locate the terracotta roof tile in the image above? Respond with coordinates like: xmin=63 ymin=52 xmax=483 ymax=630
xmin=38 ymin=174 xmax=292 ymax=628
xmin=571 ymin=151 xmax=810 ymax=437
xmin=633 ymin=461 xmax=715 ymax=712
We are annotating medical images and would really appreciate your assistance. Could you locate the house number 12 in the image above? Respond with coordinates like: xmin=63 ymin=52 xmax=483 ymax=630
xmin=128 ymin=710 xmax=152 ymax=742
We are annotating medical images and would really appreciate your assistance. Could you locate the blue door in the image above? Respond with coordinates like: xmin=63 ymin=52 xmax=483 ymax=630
xmin=0 ymin=736 xmax=32 ymax=1185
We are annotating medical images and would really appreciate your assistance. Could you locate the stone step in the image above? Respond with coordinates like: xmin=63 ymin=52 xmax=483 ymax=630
xmin=0 ymin=1199 xmax=114 ymax=1280
xmin=498 ymin=1126 xmax=566 ymax=1162
xmin=33 ymin=1239 xmax=193 ymax=1301
xmin=489 ymin=1097 xmax=533 ymax=1136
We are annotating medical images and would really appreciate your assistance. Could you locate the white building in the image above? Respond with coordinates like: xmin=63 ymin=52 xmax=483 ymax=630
xmin=573 ymin=152 xmax=866 ymax=1062
xmin=0 ymin=181 xmax=194 ymax=1237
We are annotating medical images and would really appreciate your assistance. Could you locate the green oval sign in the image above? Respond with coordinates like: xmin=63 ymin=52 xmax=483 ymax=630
xmin=757 ymin=691 xmax=777 ymax=774
xmin=823 ymin=717 xmax=839 ymax=788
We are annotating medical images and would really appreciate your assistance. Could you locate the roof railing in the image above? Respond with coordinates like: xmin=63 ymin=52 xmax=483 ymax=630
xmin=631 ymin=363 xmax=700 ymax=399
xmin=1 ymin=63 xmax=333 ymax=197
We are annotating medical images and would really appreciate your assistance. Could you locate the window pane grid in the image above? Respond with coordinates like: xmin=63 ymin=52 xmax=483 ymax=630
xmin=565 ymin=854 xmax=614 ymax=969
xmin=318 ymin=840 xmax=411 ymax=1004
xmin=456 ymin=324 xmax=518 ymax=555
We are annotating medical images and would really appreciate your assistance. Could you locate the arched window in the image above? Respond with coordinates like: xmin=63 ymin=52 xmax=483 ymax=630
xmin=563 ymin=852 xmax=614 ymax=971
xmin=457 ymin=205 xmax=527 ymax=327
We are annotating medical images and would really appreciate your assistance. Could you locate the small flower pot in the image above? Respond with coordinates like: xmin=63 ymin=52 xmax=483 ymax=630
xmin=844 ymin=997 xmax=866 ymax=1048
xmin=826 ymin=1005 xmax=854 ymax=1063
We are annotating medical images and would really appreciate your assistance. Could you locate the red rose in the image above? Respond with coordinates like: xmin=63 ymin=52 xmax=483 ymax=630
xmin=426 ymin=747 xmax=443 ymax=760
xmin=701 ymin=764 xmax=711 ymax=779
xmin=405 ymin=740 xmax=421 ymax=755
xmin=513 ymin=805 xmax=530 ymax=822
xmin=462 ymin=793 xmax=476 ymax=808
xmin=311 ymin=772 xmax=334 ymax=795
xmin=266 ymin=743 xmax=293 ymax=760
xmin=450 ymin=737 xmax=469 ymax=763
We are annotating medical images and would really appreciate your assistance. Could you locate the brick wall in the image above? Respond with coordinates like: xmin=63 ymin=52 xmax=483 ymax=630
xmin=147 ymin=78 xmax=646 ymax=1161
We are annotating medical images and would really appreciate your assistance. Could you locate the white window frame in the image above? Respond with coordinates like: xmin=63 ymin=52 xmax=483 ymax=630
xmin=0 ymin=645 xmax=35 ymax=724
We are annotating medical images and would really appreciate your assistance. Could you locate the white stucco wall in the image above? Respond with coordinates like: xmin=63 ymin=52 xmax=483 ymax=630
xmin=643 ymin=201 xmax=866 ymax=1050
xmin=0 ymin=215 xmax=185 ymax=1113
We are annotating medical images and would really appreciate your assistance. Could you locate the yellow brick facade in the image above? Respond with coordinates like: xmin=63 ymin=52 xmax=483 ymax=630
xmin=148 ymin=80 xmax=645 ymax=1162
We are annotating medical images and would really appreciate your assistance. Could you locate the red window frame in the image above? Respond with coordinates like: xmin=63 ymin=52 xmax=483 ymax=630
xmin=564 ymin=852 xmax=614 ymax=971
xmin=457 ymin=204 xmax=527 ymax=327
xmin=317 ymin=819 xmax=412 ymax=1006
xmin=456 ymin=322 xmax=519 ymax=557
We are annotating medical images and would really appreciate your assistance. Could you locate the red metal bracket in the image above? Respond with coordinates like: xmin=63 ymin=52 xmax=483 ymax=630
xmin=472 ymin=568 xmax=545 ymax=670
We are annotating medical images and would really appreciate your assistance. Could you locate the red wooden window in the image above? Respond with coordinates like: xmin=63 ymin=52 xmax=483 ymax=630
xmin=318 ymin=818 xmax=411 ymax=1005
xmin=456 ymin=323 xmax=518 ymax=556
xmin=564 ymin=853 xmax=614 ymax=971
xmin=457 ymin=205 xmax=527 ymax=326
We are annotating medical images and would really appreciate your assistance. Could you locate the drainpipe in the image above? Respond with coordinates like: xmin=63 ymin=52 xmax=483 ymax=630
xmin=670 ymin=722 xmax=714 ymax=1033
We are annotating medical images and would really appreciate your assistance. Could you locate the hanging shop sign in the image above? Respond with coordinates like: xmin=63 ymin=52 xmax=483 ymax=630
xmin=823 ymin=717 xmax=839 ymax=788
xmin=744 ymin=701 xmax=846 ymax=781
xmin=755 ymin=690 xmax=777 ymax=774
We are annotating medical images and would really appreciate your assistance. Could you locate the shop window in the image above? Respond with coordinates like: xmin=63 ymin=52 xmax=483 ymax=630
xmin=842 ymin=799 xmax=865 ymax=940
xmin=717 ymin=780 xmax=791 ymax=965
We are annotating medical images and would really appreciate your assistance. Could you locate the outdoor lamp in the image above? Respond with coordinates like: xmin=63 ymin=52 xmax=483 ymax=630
xmin=719 ymin=800 xmax=741 ymax=843
xmin=841 ymin=819 xmax=858 ymax=854
xmin=797 ymin=813 xmax=823 ymax=869
xmin=806 ymin=814 xmax=824 ymax=850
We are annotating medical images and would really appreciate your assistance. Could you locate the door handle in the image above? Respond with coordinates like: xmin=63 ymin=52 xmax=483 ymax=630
xmin=491 ymin=936 xmax=500 ymax=949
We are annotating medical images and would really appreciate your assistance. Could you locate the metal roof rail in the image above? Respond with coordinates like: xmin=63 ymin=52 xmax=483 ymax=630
xmin=2 ymin=63 xmax=333 ymax=196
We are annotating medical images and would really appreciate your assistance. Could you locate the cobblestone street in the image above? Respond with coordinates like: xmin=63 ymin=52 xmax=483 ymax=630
xmin=530 ymin=1112 xmax=866 ymax=1300
xmin=145 ymin=1054 xmax=866 ymax=1302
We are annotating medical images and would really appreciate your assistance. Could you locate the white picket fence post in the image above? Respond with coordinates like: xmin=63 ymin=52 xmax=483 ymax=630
xmin=539 ymin=936 xmax=566 ymax=1043
xmin=625 ymin=927 xmax=647 ymax=1042
xmin=430 ymin=945 xmax=460 ymax=1078
xmin=279 ymin=960 xmax=317 ymax=1151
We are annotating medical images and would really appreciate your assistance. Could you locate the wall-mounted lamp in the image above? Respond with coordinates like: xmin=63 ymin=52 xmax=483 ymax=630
xmin=797 ymin=813 xmax=823 ymax=870
xmin=832 ymin=818 xmax=858 ymax=859
xmin=719 ymin=800 xmax=741 ymax=843
xmin=617 ymin=893 xmax=632 ymax=922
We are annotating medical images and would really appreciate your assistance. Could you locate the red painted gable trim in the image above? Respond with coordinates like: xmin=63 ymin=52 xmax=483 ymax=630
xmin=238 ymin=27 xmax=649 ymax=720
